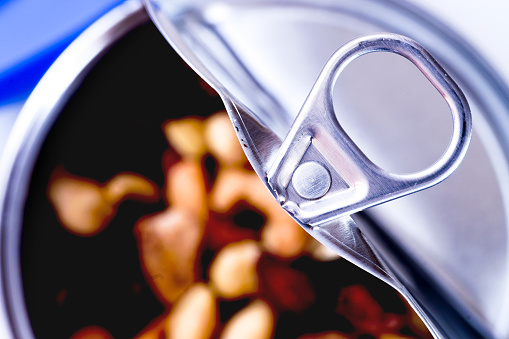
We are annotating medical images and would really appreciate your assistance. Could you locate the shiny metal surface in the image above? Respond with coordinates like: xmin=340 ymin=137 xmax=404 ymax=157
xmin=267 ymin=34 xmax=471 ymax=226
xmin=292 ymin=161 xmax=331 ymax=200
xmin=145 ymin=0 xmax=509 ymax=338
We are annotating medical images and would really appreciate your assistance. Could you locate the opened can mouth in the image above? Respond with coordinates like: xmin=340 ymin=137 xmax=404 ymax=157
xmin=1 ymin=0 xmax=509 ymax=338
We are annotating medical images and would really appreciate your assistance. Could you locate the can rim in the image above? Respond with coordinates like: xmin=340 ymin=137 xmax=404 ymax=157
xmin=1 ymin=0 xmax=509 ymax=337
xmin=0 ymin=1 xmax=148 ymax=337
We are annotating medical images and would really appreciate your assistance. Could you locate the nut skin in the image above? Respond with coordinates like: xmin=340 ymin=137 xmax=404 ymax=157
xmin=167 ymin=283 xmax=217 ymax=339
xmin=258 ymin=255 xmax=316 ymax=313
xmin=209 ymin=240 xmax=262 ymax=299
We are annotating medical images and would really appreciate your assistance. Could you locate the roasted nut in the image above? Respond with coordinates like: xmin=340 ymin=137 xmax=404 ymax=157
xmin=209 ymin=240 xmax=261 ymax=299
xmin=163 ymin=117 xmax=206 ymax=159
xmin=48 ymin=169 xmax=159 ymax=236
xmin=46 ymin=68 xmax=431 ymax=339
xmin=168 ymin=283 xmax=216 ymax=339
xmin=220 ymin=300 xmax=274 ymax=339
xmin=211 ymin=167 xmax=274 ymax=215
xmin=305 ymin=238 xmax=340 ymax=262
xmin=209 ymin=168 xmax=250 ymax=213
xmin=244 ymin=172 xmax=309 ymax=258
xmin=336 ymin=284 xmax=407 ymax=336
xmin=69 ymin=326 xmax=113 ymax=339
xmin=166 ymin=160 xmax=207 ymax=219
xmin=211 ymin=167 xmax=309 ymax=258
xmin=104 ymin=173 xmax=158 ymax=204
xmin=48 ymin=174 xmax=113 ymax=236
xmin=258 ymin=256 xmax=316 ymax=313
xmin=262 ymin=216 xmax=308 ymax=259
xmin=242 ymin=172 xmax=278 ymax=213
xmin=336 ymin=285 xmax=383 ymax=333
xmin=135 ymin=208 xmax=202 ymax=304
xmin=204 ymin=112 xmax=246 ymax=166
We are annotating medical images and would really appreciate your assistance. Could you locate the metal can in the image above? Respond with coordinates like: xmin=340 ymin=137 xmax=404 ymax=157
xmin=1 ymin=0 xmax=509 ymax=338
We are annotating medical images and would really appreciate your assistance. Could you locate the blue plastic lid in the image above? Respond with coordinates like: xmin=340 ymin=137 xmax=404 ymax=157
xmin=0 ymin=0 xmax=126 ymax=106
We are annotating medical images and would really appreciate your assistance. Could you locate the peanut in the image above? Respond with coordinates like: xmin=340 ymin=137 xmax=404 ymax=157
xmin=262 ymin=216 xmax=308 ymax=259
xmin=166 ymin=160 xmax=207 ymax=219
xmin=135 ymin=208 xmax=202 ymax=304
xmin=305 ymin=238 xmax=340 ymax=262
xmin=104 ymin=172 xmax=158 ymax=204
xmin=211 ymin=168 xmax=310 ymax=258
xmin=244 ymin=173 xmax=309 ymax=258
xmin=48 ymin=170 xmax=159 ymax=236
xmin=243 ymin=172 xmax=278 ymax=213
xmin=209 ymin=240 xmax=261 ymax=299
xmin=48 ymin=175 xmax=113 ymax=236
xmin=168 ymin=283 xmax=216 ymax=339
xmin=209 ymin=168 xmax=249 ymax=213
xmin=204 ymin=112 xmax=246 ymax=166
xmin=163 ymin=117 xmax=206 ymax=159
xmin=220 ymin=300 xmax=274 ymax=339
xmin=258 ymin=256 xmax=316 ymax=312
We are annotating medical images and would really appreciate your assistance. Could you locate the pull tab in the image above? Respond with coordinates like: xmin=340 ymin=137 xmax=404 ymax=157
xmin=267 ymin=33 xmax=472 ymax=226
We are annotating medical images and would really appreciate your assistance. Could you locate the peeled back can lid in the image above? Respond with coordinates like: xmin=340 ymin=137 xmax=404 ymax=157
xmin=145 ymin=0 xmax=509 ymax=337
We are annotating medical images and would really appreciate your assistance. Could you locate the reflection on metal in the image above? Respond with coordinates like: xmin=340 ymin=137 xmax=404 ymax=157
xmin=292 ymin=161 xmax=332 ymax=200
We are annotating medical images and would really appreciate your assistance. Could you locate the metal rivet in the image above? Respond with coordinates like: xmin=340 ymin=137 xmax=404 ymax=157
xmin=292 ymin=161 xmax=331 ymax=200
